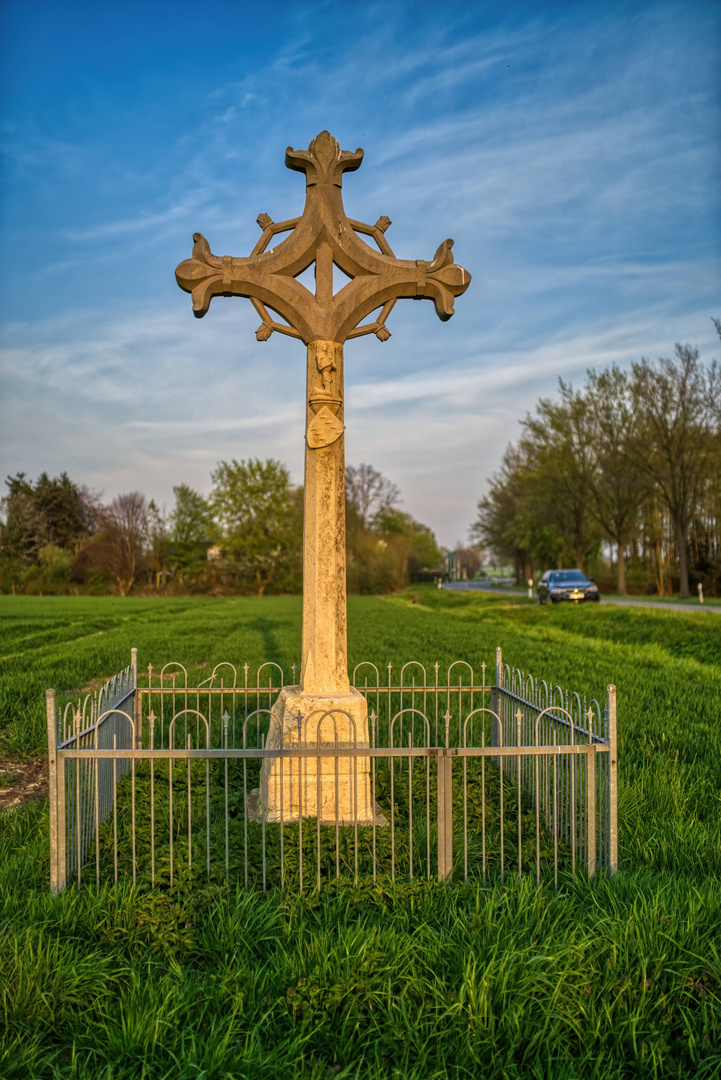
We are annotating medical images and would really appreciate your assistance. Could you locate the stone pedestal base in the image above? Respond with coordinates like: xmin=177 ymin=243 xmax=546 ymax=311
xmin=249 ymin=686 xmax=379 ymax=824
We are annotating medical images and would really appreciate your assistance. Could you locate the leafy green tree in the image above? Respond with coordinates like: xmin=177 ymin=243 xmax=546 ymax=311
xmin=210 ymin=459 xmax=302 ymax=595
xmin=169 ymin=484 xmax=214 ymax=584
xmin=0 ymin=471 xmax=97 ymax=565
xmin=474 ymin=328 xmax=721 ymax=597
xmin=373 ymin=508 xmax=440 ymax=571
xmin=472 ymin=443 xmax=555 ymax=583
xmin=345 ymin=464 xmax=441 ymax=592
xmin=521 ymin=390 xmax=603 ymax=572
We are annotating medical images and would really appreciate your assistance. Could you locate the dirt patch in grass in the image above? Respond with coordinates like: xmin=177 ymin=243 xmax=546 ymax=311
xmin=0 ymin=760 xmax=48 ymax=811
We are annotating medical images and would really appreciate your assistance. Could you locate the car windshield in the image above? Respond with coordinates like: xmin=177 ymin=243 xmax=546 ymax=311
xmin=549 ymin=571 xmax=589 ymax=584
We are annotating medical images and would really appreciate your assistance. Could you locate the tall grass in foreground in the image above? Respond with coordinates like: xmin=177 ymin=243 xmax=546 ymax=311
xmin=2 ymin=801 xmax=719 ymax=1079
xmin=1 ymin=590 xmax=720 ymax=1076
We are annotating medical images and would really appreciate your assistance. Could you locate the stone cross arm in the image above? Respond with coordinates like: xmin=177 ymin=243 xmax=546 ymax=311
xmin=175 ymin=131 xmax=471 ymax=346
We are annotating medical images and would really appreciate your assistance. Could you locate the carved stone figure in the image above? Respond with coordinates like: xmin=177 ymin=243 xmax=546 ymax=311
xmin=313 ymin=341 xmax=338 ymax=401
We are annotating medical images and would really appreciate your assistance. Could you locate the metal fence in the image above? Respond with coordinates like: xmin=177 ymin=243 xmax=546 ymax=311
xmin=46 ymin=649 xmax=617 ymax=893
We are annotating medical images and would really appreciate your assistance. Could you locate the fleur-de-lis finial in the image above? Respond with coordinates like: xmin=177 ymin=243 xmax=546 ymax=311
xmin=285 ymin=129 xmax=364 ymax=188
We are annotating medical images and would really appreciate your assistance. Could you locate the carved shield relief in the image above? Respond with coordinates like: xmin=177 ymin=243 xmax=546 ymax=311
xmin=306 ymin=406 xmax=345 ymax=449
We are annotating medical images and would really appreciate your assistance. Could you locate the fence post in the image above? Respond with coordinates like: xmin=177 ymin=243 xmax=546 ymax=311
xmin=437 ymin=753 xmax=453 ymax=880
xmin=437 ymin=711 xmax=453 ymax=880
xmin=131 ymin=647 xmax=141 ymax=749
xmin=586 ymin=746 xmax=596 ymax=878
xmin=607 ymin=685 xmax=617 ymax=874
xmin=490 ymin=646 xmax=502 ymax=765
xmin=46 ymin=689 xmax=66 ymax=894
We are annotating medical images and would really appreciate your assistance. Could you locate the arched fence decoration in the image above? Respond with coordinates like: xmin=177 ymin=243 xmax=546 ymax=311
xmin=46 ymin=648 xmax=617 ymax=894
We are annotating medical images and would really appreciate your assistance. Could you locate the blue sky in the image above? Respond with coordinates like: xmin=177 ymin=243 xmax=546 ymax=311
xmin=1 ymin=0 xmax=719 ymax=547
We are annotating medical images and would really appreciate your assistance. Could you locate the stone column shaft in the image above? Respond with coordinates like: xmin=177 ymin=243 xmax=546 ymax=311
xmin=253 ymin=339 xmax=379 ymax=825
xmin=300 ymin=340 xmax=349 ymax=694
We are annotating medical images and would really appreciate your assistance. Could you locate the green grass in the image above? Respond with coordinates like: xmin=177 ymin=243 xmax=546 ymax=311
xmin=601 ymin=594 xmax=721 ymax=607
xmin=1 ymin=589 xmax=720 ymax=1077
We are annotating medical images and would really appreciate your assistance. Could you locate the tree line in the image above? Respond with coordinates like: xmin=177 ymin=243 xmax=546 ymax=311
xmin=0 ymin=461 xmax=441 ymax=597
xmin=473 ymin=324 xmax=721 ymax=598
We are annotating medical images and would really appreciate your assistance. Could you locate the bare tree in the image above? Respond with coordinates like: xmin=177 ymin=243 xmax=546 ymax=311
xmin=580 ymin=367 xmax=645 ymax=594
xmin=522 ymin=391 xmax=602 ymax=572
xmin=345 ymin=464 xmax=400 ymax=527
xmin=630 ymin=345 xmax=720 ymax=598
xmin=104 ymin=492 xmax=149 ymax=596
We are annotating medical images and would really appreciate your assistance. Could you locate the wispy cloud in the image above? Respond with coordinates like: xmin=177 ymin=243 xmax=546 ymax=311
xmin=1 ymin=1 xmax=719 ymax=544
xmin=65 ymin=197 xmax=202 ymax=242
xmin=2 ymin=294 xmax=718 ymax=545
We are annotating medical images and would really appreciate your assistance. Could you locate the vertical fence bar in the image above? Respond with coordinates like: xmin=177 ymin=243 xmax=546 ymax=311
xmin=75 ymin=709 xmax=82 ymax=887
xmin=131 ymin=746 xmax=136 ymax=888
xmin=131 ymin=648 xmax=140 ymax=750
xmin=586 ymin=747 xmax=596 ymax=878
xmin=150 ymin=699 xmax=155 ymax=885
xmin=242 ymin=721 xmax=248 ymax=889
xmin=316 ymin=735 xmax=322 ymax=893
xmin=481 ymin=723 xmax=487 ymax=886
xmin=169 ymin=740 xmax=174 ymax=887
xmin=46 ymin=690 xmax=66 ymax=895
xmin=516 ymin=709 xmax=522 ymax=880
xmin=296 ymin=715 xmax=302 ymax=894
xmin=112 ymin=733 xmax=118 ymax=886
xmin=535 ymin=750 xmax=540 ymax=885
xmin=463 ymin=740 xmax=468 ymax=882
xmin=437 ymin=751 xmax=453 ymax=881
xmin=224 ymin=714 xmax=229 ymax=884
xmin=491 ymin=647 xmax=502 ymax=765
xmin=334 ymin=733 xmax=340 ymax=879
xmin=94 ymin=747 xmax=100 ymax=888
xmin=261 ymin=732 xmax=267 ymax=892
xmin=607 ymin=685 xmax=618 ymax=874
xmin=371 ymin=714 xmax=377 ymax=884
xmin=353 ymin=730 xmax=358 ymax=886
xmin=280 ymin=726 xmax=285 ymax=888
xmin=205 ymin=744 xmax=210 ymax=879
xmin=408 ymin=733 xmax=413 ymax=881
xmin=187 ymin=734 xmax=192 ymax=870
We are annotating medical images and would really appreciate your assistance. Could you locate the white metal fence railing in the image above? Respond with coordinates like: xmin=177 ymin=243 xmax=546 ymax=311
xmin=46 ymin=648 xmax=617 ymax=893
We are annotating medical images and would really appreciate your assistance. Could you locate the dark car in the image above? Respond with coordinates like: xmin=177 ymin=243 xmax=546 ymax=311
xmin=537 ymin=570 xmax=600 ymax=605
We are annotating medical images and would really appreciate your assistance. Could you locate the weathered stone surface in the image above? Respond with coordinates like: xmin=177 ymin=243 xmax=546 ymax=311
xmin=175 ymin=131 xmax=471 ymax=822
xmin=251 ymin=686 xmax=378 ymax=824
xmin=302 ymin=340 xmax=348 ymax=694
xmin=175 ymin=131 xmax=471 ymax=343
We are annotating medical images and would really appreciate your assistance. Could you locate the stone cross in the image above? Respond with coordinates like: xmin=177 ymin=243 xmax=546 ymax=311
xmin=176 ymin=131 xmax=470 ymax=822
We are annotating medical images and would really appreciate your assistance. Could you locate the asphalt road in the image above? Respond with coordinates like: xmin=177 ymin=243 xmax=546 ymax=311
xmin=442 ymin=581 xmax=719 ymax=614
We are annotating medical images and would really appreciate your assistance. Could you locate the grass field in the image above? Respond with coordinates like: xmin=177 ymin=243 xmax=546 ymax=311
xmin=1 ymin=589 xmax=720 ymax=1077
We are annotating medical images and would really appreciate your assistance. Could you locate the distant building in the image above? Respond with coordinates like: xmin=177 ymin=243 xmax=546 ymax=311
xmin=442 ymin=547 xmax=484 ymax=581
xmin=443 ymin=551 xmax=467 ymax=581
